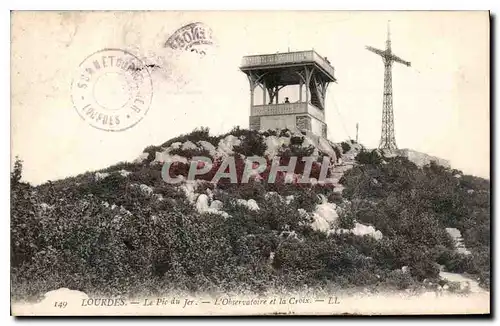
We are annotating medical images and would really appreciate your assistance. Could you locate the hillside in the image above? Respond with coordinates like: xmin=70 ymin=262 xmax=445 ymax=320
xmin=11 ymin=127 xmax=490 ymax=300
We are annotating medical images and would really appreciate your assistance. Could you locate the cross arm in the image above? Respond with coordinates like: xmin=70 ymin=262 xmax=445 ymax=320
xmin=365 ymin=45 xmax=386 ymax=57
xmin=389 ymin=54 xmax=411 ymax=67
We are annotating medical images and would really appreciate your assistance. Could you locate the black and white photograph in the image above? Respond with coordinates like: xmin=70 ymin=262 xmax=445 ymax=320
xmin=9 ymin=10 xmax=490 ymax=315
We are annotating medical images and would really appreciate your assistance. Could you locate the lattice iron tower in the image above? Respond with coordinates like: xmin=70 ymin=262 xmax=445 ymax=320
xmin=366 ymin=22 xmax=411 ymax=150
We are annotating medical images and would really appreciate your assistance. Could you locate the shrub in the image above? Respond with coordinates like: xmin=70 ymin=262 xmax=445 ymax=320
xmin=11 ymin=126 xmax=490 ymax=299
xmin=169 ymin=147 xmax=212 ymax=160
xmin=233 ymin=130 xmax=267 ymax=157
xmin=101 ymin=161 xmax=142 ymax=173
xmin=143 ymin=145 xmax=162 ymax=164
xmin=278 ymin=144 xmax=315 ymax=159
xmin=160 ymin=126 xmax=217 ymax=148
xmin=328 ymin=192 xmax=344 ymax=205
xmin=339 ymin=155 xmax=490 ymax=284
xmin=336 ymin=206 xmax=355 ymax=229
xmin=11 ymin=156 xmax=23 ymax=186
xmin=155 ymin=184 xmax=186 ymax=201
xmin=83 ymin=173 xmax=129 ymax=204
xmin=436 ymin=249 xmax=475 ymax=274
xmin=408 ymin=253 xmax=441 ymax=281
xmin=11 ymin=180 xmax=40 ymax=268
xmin=254 ymin=195 xmax=312 ymax=232
xmin=226 ymin=126 xmax=248 ymax=139
xmin=333 ymin=146 xmax=342 ymax=161
xmin=386 ymin=270 xmax=415 ymax=290
xmin=355 ymin=150 xmax=382 ymax=165
xmin=290 ymin=135 xmax=304 ymax=146
xmin=288 ymin=188 xmax=321 ymax=213
xmin=261 ymin=129 xmax=279 ymax=137
xmin=279 ymin=128 xmax=291 ymax=137
xmin=127 ymin=167 xmax=163 ymax=187
xmin=213 ymin=180 xmax=266 ymax=202
xmin=341 ymin=142 xmax=351 ymax=154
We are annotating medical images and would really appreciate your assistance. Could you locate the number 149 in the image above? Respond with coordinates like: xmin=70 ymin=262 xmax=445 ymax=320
xmin=54 ymin=301 xmax=68 ymax=308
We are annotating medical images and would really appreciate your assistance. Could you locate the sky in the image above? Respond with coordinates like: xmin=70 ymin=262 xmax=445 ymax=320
xmin=11 ymin=11 xmax=490 ymax=185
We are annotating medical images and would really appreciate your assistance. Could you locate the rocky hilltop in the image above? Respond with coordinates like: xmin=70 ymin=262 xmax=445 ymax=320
xmin=11 ymin=127 xmax=490 ymax=300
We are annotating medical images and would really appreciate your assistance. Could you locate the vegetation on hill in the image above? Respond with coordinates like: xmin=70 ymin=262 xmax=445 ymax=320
xmin=11 ymin=128 xmax=490 ymax=300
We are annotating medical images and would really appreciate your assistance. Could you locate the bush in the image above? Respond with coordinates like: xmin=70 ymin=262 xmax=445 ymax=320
xmin=288 ymin=188 xmax=321 ymax=213
xmin=328 ymin=192 xmax=344 ymax=205
xmin=355 ymin=150 xmax=382 ymax=165
xmin=213 ymin=180 xmax=266 ymax=202
xmin=11 ymin=181 xmax=40 ymax=268
xmin=436 ymin=249 xmax=475 ymax=274
xmin=385 ymin=270 xmax=415 ymax=290
xmin=169 ymin=147 xmax=212 ymax=160
xmin=11 ymin=157 xmax=23 ymax=186
xmin=261 ymin=129 xmax=279 ymax=137
xmin=290 ymin=136 xmax=304 ymax=146
xmin=101 ymin=161 xmax=142 ymax=173
xmin=225 ymin=126 xmax=248 ymax=139
xmin=333 ymin=146 xmax=342 ymax=161
xmin=143 ymin=145 xmax=162 ymax=164
xmin=11 ymin=127 xmax=490 ymax=299
xmin=160 ymin=126 xmax=218 ymax=148
xmin=233 ymin=130 xmax=267 ymax=157
xmin=340 ymin=155 xmax=490 ymax=285
xmin=279 ymin=128 xmax=292 ymax=137
xmin=336 ymin=205 xmax=355 ymax=229
xmin=137 ymin=127 xmax=221 ymax=165
xmin=341 ymin=142 xmax=351 ymax=154
xmin=278 ymin=144 xmax=315 ymax=159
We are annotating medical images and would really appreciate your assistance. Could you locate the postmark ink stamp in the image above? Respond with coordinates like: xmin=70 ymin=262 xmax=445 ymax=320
xmin=71 ymin=48 xmax=153 ymax=132
xmin=165 ymin=22 xmax=214 ymax=56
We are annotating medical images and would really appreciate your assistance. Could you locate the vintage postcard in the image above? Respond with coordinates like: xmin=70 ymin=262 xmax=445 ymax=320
xmin=10 ymin=11 xmax=490 ymax=316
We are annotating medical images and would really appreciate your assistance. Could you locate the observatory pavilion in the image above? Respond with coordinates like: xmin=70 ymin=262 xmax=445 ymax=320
xmin=240 ymin=50 xmax=336 ymax=138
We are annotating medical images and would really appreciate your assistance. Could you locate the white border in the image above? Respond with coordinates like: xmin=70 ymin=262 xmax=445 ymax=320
xmin=2 ymin=2 xmax=497 ymax=324
xmin=4 ymin=1 xmax=497 ymax=10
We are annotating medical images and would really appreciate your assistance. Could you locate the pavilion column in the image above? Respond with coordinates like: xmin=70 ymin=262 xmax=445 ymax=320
xmin=250 ymin=87 xmax=254 ymax=107
xmin=304 ymin=67 xmax=315 ymax=104
xmin=299 ymin=80 xmax=303 ymax=102
xmin=304 ymin=67 xmax=309 ymax=104
xmin=262 ymin=81 xmax=267 ymax=105
xmin=247 ymin=75 xmax=256 ymax=114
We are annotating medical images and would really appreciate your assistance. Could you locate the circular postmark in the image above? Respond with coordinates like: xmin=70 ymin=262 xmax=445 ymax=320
xmin=71 ymin=48 xmax=153 ymax=132
xmin=165 ymin=22 xmax=214 ymax=56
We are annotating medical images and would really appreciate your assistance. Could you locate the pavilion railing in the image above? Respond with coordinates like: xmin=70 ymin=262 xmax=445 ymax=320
xmin=241 ymin=50 xmax=335 ymax=78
